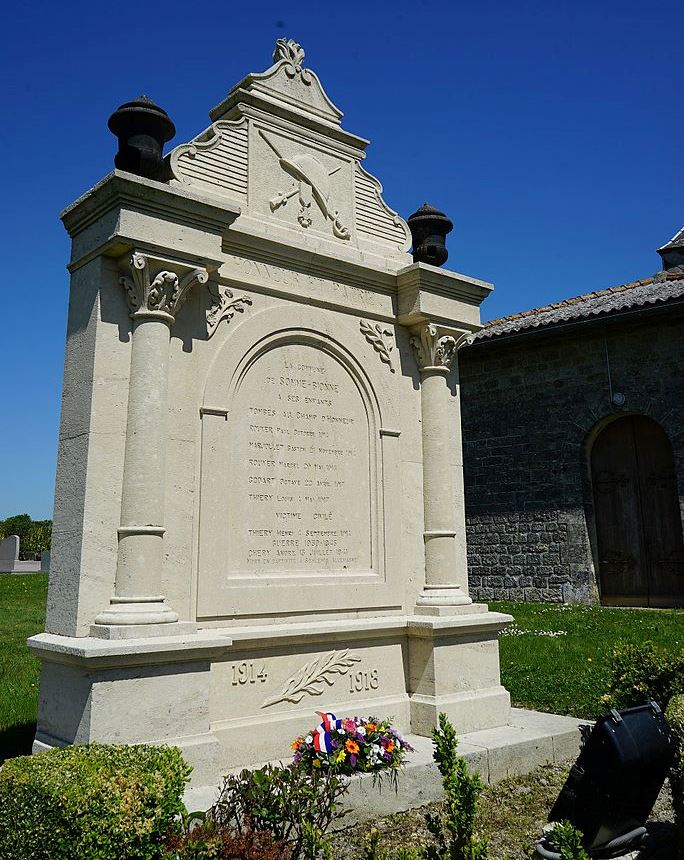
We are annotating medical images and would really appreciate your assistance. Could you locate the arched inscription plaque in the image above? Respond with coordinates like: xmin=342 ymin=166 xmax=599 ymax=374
xmin=229 ymin=342 xmax=372 ymax=573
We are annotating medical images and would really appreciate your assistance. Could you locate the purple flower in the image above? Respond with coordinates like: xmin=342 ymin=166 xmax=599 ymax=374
xmin=331 ymin=739 xmax=339 ymax=750
xmin=383 ymin=751 xmax=392 ymax=762
xmin=349 ymin=754 xmax=358 ymax=767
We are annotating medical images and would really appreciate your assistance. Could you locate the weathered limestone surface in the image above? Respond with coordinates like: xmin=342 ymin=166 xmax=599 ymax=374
xmin=31 ymin=39 xmax=513 ymax=784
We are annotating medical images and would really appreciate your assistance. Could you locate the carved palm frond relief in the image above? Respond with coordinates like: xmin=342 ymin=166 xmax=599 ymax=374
xmin=261 ymin=649 xmax=361 ymax=708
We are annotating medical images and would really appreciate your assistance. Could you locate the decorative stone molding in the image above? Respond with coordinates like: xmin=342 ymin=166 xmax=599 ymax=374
xmin=360 ymin=319 xmax=395 ymax=373
xmin=120 ymin=252 xmax=209 ymax=322
xmin=273 ymin=38 xmax=312 ymax=84
xmin=410 ymin=323 xmax=472 ymax=371
xmin=206 ymin=284 xmax=253 ymax=339
xmin=261 ymin=649 xmax=361 ymax=708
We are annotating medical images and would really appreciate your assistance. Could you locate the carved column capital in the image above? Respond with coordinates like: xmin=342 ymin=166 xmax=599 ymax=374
xmin=409 ymin=323 xmax=472 ymax=372
xmin=119 ymin=251 xmax=209 ymax=324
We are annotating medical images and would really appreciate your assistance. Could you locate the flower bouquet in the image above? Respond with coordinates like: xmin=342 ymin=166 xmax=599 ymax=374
xmin=292 ymin=712 xmax=414 ymax=777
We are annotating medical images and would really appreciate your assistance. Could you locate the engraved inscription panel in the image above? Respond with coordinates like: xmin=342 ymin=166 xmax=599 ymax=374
xmin=229 ymin=343 xmax=371 ymax=573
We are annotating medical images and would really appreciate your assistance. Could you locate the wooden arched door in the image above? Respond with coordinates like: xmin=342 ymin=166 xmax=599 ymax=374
xmin=591 ymin=415 xmax=684 ymax=607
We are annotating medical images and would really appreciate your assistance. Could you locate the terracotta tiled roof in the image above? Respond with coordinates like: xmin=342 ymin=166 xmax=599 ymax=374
xmin=473 ymin=270 xmax=684 ymax=341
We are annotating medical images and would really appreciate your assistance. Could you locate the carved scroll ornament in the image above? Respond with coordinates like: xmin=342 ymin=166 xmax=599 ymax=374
xmin=120 ymin=252 xmax=209 ymax=322
xmin=410 ymin=323 xmax=472 ymax=371
xmin=273 ymin=38 xmax=312 ymax=84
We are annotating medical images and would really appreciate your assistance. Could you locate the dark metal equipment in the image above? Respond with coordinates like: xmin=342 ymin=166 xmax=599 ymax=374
xmin=536 ymin=701 xmax=676 ymax=858
xmin=107 ymin=96 xmax=175 ymax=181
xmin=407 ymin=203 xmax=453 ymax=267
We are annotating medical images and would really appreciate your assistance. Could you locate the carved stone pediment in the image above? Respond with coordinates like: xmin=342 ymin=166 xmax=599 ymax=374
xmin=168 ymin=39 xmax=411 ymax=259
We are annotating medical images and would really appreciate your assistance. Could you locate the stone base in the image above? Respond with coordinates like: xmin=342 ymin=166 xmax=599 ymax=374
xmin=29 ymin=606 xmax=514 ymax=789
xmin=184 ymin=708 xmax=591 ymax=816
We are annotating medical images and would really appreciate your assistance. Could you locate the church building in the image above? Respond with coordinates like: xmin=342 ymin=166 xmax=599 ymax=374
xmin=461 ymin=229 xmax=684 ymax=607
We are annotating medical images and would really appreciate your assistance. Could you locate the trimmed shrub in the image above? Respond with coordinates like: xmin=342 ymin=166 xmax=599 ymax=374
xmin=0 ymin=743 xmax=190 ymax=860
xmin=423 ymin=712 xmax=489 ymax=860
xmin=666 ymin=694 xmax=684 ymax=860
xmin=602 ymin=641 xmax=684 ymax=711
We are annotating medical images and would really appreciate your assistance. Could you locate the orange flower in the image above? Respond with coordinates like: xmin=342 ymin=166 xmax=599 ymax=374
xmin=386 ymin=740 xmax=395 ymax=752
xmin=365 ymin=723 xmax=377 ymax=733
xmin=345 ymin=739 xmax=360 ymax=755
xmin=291 ymin=738 xmax=302 ymax=751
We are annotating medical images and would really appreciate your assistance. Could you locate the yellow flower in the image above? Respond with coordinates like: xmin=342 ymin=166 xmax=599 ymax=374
xmin=335 ymin=749 xmax=346 ymax=762
xmin=313 ymin=758 xmax=321 ymax=768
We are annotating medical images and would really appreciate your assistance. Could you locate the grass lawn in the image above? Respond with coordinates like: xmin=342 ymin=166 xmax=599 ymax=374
xmin=491 ymin=600 xmax=684 ymax=720
xmin=0 ymin=573 xmax=47 ymax=761
xmin=0 ymin=580 xmax=682 ymax=760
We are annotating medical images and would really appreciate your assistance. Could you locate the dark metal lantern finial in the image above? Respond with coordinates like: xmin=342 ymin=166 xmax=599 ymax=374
xmin=107 ymin=96 xmax=176 ymax=181
xmin=407 ymin=203 xmax=454 ymax=267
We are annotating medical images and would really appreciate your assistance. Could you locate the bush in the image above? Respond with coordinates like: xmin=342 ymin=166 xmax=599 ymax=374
xmin=0 ymin=743 xmax=190 ymax=860
xmin=423 ymin=713 xmax=489 ymax=860
xmin=602 ymin=641 xmax=684 ymax=711
xmin=666 ymin=694 xmax=684 ymax=860
xmin=211 ymin=762 xmax=348 ymax=860
xmin=544 ymin=821 xmax=590 ymax=860
xmin=164 ymin=817 xmax=291 ymax=859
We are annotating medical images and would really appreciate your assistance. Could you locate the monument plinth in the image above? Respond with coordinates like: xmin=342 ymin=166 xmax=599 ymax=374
xmin=30 ymin=39 xmax=512 ymax=783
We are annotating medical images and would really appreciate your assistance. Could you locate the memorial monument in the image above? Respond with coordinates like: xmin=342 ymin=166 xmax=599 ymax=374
xmin=30 ymin=39 xmax=516 ymax=786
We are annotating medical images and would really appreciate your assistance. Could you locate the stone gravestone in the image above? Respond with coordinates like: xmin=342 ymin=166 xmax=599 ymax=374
xmin=0 ymin=535 xmax=41 ymax=573
xmin=30 ymin=39 xmax=513 ymax=785
xmin=0 ymin=535 xmax=20 ymax=570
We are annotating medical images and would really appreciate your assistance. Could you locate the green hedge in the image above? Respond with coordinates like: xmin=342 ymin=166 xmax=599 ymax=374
xmin=0 ymin=743 xmax=190 ymax=860
xmin=602 ymin=641 xmax=684 ymax=711
xmin=667 ymin=695 xmax=684 ymax=860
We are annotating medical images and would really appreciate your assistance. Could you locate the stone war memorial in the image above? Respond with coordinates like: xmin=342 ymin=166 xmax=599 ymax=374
xmin=30 ymin=39 xmax=582 ymax=793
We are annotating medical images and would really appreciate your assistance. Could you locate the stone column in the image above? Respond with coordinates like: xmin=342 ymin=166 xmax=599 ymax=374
xmin=411 ymin=322 xmax=472 ymax=611
xmin=94 ymin=251 xmax=208 ymax=629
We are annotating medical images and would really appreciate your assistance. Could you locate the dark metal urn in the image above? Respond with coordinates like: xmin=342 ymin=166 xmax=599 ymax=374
xmin=107 ymin=96 xmax=176 ymax=181
xmin=407 ymin=203 xmax=453 ymax=267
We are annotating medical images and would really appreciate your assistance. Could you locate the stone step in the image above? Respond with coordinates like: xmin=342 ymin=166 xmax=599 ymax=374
xmin=184 ymin=707 xmax=590 ymax=821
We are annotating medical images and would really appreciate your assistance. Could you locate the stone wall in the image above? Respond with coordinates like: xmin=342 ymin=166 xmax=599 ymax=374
xmin=459 ymin=306 xmax=684 ymax=603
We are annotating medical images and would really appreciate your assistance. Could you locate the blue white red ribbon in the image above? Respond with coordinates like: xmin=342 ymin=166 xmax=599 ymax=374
xmin=312 ymin=711 xmax=342 ymax=753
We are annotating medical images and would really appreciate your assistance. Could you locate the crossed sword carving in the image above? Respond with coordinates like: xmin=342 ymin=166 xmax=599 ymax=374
xmin=259 ymin=131 xmax=351 ymax=240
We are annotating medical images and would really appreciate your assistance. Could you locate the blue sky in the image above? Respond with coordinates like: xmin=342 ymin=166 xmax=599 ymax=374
xmin=1 ymin=0 xmax=681 ymax=519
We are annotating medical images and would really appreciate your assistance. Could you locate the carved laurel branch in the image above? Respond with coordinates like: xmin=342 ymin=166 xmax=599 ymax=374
xmin=360 ymin=320 xmax=395 ymax=373
xmin=261 ymin=649 xmax=361 ymax=709
xmin=206 ymin=284 xmax=253 ymax=339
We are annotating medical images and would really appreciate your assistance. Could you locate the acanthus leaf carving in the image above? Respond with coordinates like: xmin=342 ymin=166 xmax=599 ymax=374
xmin=273 ymin=38 xmax=312 ymax=85
xmin=206 ymin=284 xmax=253 ymax=339
xmin=360 ymin=319 xmax=395 ymax=373
xmin=120 ymin=252 xmax=209 ymax=322
xmin=261 ymin=649 xmax=361 ymax=708
xmin=410 ymin=323 xmax=472 ymax=371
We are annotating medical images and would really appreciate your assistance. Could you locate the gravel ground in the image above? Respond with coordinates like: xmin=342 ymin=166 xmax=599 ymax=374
xmin=330 ymin=761 xmax=675 ymax=860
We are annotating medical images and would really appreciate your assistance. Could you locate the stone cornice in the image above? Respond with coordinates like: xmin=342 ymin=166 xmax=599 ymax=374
xmin=397 ymin=261 xmax=493 ymax=329
xmin=61 ymin=170 xmax=242 ymax=240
